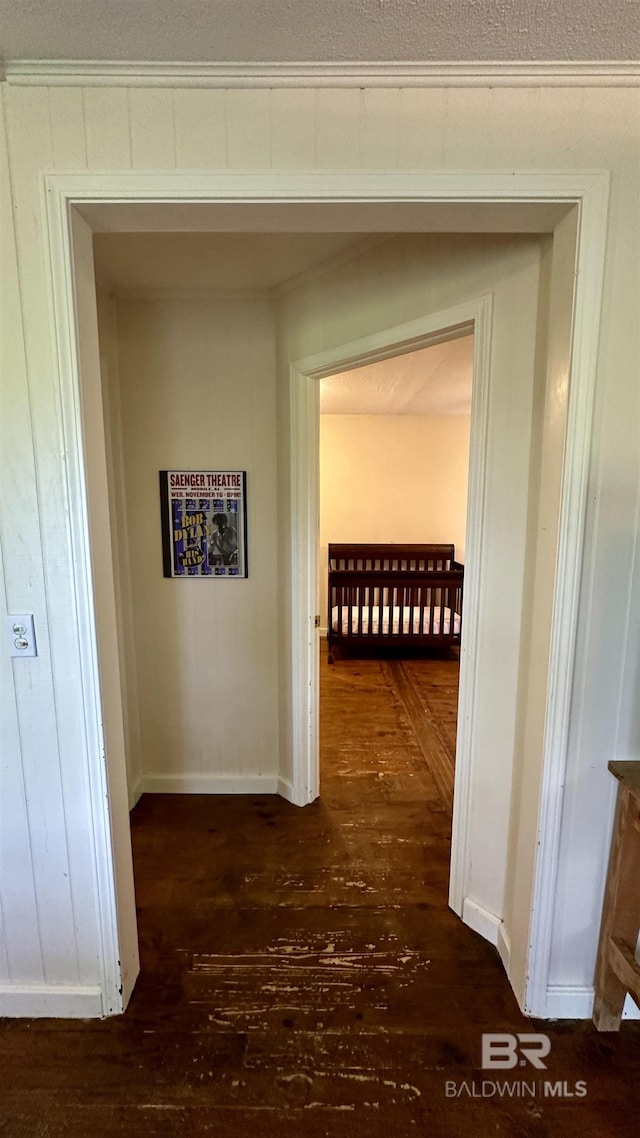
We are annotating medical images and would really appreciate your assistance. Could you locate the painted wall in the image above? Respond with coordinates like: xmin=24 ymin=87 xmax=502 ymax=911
xmin=319 ymin=413 xmax=471 ymax=623
xmin=101 ymin=294 xmax=280 ymax=795
xmin=0 ymin=81 xmax=638 ymax=1020
xmin=1 ymin=85 xmax=108 ymax=1012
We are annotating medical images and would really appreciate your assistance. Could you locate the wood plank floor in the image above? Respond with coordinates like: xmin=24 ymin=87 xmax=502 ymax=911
xmin=1 ymin=651 xmax=639 ymax=1136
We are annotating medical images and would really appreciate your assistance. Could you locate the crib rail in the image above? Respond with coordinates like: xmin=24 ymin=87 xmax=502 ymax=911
xmin=329 ymin=542 xmax=455 ymax=573
xmin=327 ymin=566 xmax=464 ymax=660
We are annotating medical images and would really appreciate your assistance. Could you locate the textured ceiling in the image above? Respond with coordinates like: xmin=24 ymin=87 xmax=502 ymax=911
xmin=320 ymin=337 xmax=474 ymax=417
xmin=0 ymin=0 xmax=637 ymax=63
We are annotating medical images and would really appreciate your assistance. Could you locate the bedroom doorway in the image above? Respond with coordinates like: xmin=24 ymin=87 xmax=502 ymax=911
xmin=288 ymin=292 xmax=493 ymax=919
xmin=318 ymin=335 xmax=473 ymax=817
xmin=316 ymin=334 xmax=473 ymax=922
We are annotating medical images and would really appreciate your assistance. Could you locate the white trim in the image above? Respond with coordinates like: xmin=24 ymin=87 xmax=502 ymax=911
xmin=290 ymin=302 xmax=482 ymax=813
xmin=4 ymin=59 xmax=639 ymax=88
xmin=545 ymin=986 xmax=595 ymax=1019
xmin=41 ymin=170 xmax=609 ymax=1019
xmin=131 ymin=770 xmax=291 ymax=806
xmin=46 ymin=171 xmax=608 ymax=208
xmin=523 ymin=173 xmax=611 ymax=1017
xmin=129 ymin=775 xmax=143 ymax=811
xmin=462 ymin=897 xmax=500 ymax=947
xmin=447 ymin=296 xmax=493 ymax=917
xmin=289 ymin=368 xmax=320 ymax=807
xmin=277 ymin=776 xmax=296 ymax=803
xmin=43 ymin=178 xmax=126 ymax=1018
xmin=0 ymin=984 xmax=104 ymax=1018
xmin=544 ymin=987 xmax=640 ymax=1020
xmin=497 ymin=923 xmax=512 ymax=974
xmin=293 ymin=309 xmax=475 ymax=377
xmin=140 ymin=773 xmax=279 ymax=795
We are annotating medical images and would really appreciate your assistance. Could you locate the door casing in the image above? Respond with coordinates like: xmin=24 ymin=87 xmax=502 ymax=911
xmin=43 ymin=171 xmax=609 ymax=1017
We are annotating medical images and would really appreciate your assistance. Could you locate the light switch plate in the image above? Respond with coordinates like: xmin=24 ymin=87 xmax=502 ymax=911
xmin=6 ymin=614 xmax=37 ymax=658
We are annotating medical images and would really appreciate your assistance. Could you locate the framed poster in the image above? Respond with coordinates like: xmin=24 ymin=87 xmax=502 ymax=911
xmin=159 ymin=470 xmax=248 ymax=578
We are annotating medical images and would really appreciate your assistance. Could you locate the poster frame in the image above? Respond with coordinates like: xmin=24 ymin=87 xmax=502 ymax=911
xmin=159 ymin=469 xmax=248 ymax=579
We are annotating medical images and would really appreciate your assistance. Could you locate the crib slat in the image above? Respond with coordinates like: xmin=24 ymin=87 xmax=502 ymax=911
xmin=358 ymin=583 xmax=364 ymax=640
xmin=407 ymin=585 xmax=414 ymax=640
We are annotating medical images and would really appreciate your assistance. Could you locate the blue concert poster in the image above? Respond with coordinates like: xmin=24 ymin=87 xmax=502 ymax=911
xmin=159 ymin=470 xmax=247 ymax=579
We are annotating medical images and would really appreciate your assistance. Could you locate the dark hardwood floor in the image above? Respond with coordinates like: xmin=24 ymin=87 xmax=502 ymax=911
xmin=1 ymin=651 xmax=638 ymax=1136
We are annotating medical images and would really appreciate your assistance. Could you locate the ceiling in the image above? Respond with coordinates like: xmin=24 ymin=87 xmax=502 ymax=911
xmin=320 ymin=336 xmax=474 ymax=417
xmin=93 ymin=230 xmax=474 ymax=415
xmin=93 ymin=232 xmax=379 ymax=293
xmin=0 ymin=1 xmax=636 ymax=64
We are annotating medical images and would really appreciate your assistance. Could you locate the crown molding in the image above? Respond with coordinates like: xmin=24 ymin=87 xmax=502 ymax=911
xmin=2 ymin=59 xmax=639 ymax=88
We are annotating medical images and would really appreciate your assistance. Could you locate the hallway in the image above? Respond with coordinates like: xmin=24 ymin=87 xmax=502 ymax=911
xmin=1 ymin=653 xmax=638 ymax=1136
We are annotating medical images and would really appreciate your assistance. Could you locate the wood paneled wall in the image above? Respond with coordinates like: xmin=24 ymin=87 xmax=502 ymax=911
xmin=0 ymin=81 xmax=638 ymax=1015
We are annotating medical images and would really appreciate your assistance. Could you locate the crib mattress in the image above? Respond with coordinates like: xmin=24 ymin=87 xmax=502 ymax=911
xmin=331 ymin=604 xmax=460 ymax=637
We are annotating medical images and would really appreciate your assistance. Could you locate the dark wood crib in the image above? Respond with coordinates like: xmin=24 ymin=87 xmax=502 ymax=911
xmin=327 ymin=543 xmax=464 ymax=662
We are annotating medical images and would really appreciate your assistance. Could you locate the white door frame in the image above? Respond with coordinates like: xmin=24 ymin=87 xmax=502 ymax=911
xmin=288 ymin=301 xmax=491 ymax=926
xmin=43 ymin=171 xmax=609 ymax=1018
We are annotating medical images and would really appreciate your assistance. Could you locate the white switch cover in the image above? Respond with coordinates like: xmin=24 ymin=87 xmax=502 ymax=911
xmin=6 ymin=614 xmax=37 ymax=658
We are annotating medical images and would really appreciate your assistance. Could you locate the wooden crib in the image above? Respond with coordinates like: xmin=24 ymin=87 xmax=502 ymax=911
xmin=327 ymin=543 xmax=464 ymax=662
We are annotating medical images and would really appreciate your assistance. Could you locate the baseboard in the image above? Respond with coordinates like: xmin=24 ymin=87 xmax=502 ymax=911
xmin=496 ymin=921 xmax=511 ymax=972
xmin=461 ymin=903 xmax=640 ymax=1022
xmin=128 ymin=775 xmax=143 ymax=810
xmin=277 ymin=776 xmax=296 ymax=803
xmin=543 ymin=985 xmax=640 ymax=1021
xmin=0 ymin=984 xmax=103 ymax=1018
xmin=462 ymin=896 xmax=500 ymax=947
xmin=139 ymin=772 xmax=279 ymax=795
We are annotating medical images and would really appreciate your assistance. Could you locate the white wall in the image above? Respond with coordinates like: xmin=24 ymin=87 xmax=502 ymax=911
xmin=319 ymin=413 xmax=470 ymax=622
xmin=103 ymin=294 xmax=280 ymax=794
xmin=0 ymin=81 xmax=638 ymax=1019
xmin=0 ymin=85 xmax=105 ymax=1014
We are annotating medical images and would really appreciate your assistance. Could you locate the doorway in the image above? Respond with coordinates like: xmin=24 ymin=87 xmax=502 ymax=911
xmin=317 ymin=334 xmax=473 ymax=919
xmin=318 ymin=332 xmax=473 ymax=794
xmin=45 ymin=173 xmax=606 ymax=1018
